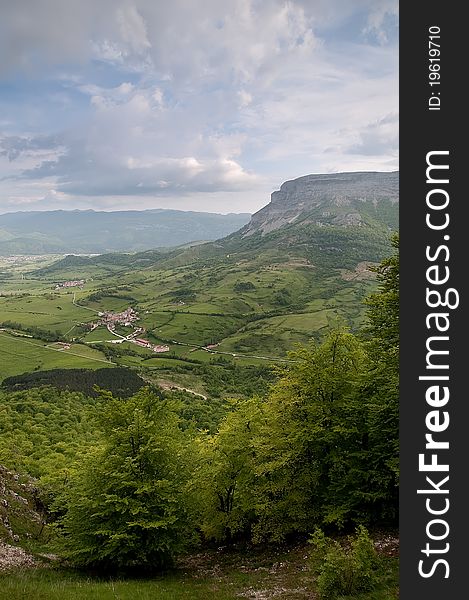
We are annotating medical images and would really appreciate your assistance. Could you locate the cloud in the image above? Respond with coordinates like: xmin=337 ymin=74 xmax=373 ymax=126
xmin=346 ymin=113 xmax=399 ymax=156
xmin=0 ymin=0 xmax=154 ymax=74
xmin=0 ymin=134 xmax=63 ymax=161
xmin=363 ymin=0 xmax=399 ymax=45
xmin=0 ymin=0 xmax=398 ymax=213
xmin=20 ymin=151 xmax=258 ymax=197
xmin=12 ymin=83 xmax=260 ymax=197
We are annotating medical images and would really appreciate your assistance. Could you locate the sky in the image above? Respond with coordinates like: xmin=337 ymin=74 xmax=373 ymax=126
xmin=0 ymin=0 xmax=398 ymax=215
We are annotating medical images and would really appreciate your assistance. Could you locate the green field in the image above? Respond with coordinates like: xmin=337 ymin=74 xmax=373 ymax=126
xmin=0 ymin=234 xmax=380 ymax=386
xmin=0 ymin=545 xmax=399 ymax=600
xmin=0 ymin=292 xmax=96 ymax=333
xmin=0 ymin=332 xmax=113 ymax=380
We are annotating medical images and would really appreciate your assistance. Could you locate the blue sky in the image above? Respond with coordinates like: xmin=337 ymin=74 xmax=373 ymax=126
xmin=0 ymin=0 xmax=398 ymax=214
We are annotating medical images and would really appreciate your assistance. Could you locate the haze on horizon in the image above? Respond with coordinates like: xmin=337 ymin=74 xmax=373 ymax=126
xmin=0 ymin=0 xmax=398 ymax=215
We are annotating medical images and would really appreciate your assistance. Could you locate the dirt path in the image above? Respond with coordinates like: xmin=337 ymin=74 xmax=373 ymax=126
xmin=157 ymin=380 xmax=208 ymax=400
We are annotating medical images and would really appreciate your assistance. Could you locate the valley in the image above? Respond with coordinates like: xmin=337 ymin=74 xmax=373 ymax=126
xmin=0 ymin=1 xmax=402 ymax=594
xmin=0 ymin=171 xmax=398 ymax=397
xmin=0 ymin=237 xmax=378 ymax=394
xmin=0 ymin=172 xmax=400 ymax=599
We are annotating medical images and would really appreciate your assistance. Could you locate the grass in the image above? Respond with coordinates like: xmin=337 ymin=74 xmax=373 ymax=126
xmin=81 ymin=328 xmax=117 ymax=342
xmin=84 ymin=296 xmax=134 ymax=312
xmin=0 ymin=332 xmax=113 ymax=381
xmin=0 ymin=291 xmax=96 ymax=333
xmin=0 ymin=248 xmax=379 ymax=384
xmin=0 ymin=569 xmax=239 ymax=600
xmin=0 ymin=542 xmax=399 ymax=600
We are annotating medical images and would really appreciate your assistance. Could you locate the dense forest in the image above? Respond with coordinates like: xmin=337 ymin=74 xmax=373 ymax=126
xmin=0 ymin=235 xmax=399 ymax=579
xmin=2 ymin=367 xmax=146 ymax=397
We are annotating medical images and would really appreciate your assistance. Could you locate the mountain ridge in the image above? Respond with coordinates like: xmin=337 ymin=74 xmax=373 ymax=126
xmin=34 ymin=170 xmax=399 ymax=275
xmin=240 ymin=171 xmax=398 ymax=237
xmin=0 ymin=209 xmax=251 ymax=255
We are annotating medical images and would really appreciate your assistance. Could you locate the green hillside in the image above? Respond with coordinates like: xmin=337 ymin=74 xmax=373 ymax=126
xmin=1 ymin=220 xmax=397 ymax=390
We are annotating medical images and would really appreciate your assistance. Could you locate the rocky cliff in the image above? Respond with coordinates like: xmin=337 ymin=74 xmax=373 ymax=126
xmin=242 ymin=171 xmax=399 ymax=237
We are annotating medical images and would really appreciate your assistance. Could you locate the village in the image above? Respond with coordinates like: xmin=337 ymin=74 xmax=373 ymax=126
xmin=87 ymin=307 xmax=170 ymax=353
xmin=55 ymin=279 xmax=85 ymax=290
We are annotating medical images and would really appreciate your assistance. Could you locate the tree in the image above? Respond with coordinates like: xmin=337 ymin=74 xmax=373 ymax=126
xmin=57 ymin=389 xmax=194 ymax=570
xmin=324 ymin=236 xmax=399 ymax=526
xmin=365 ymin=232 xmax=399 ymax=371
xmin=249 ymin=330 xmax=367 ymax=540
xmin=360 ymin=233 xmax=399 ymax=523
xmin=191 ymin=399 xmax=259 ymax=542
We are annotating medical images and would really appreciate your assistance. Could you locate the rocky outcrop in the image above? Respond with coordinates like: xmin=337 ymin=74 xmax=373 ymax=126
xmin=0 ymin=465 xmax=44 ymax=545
xmin=242 ymin=171 xmax=399 ymax=237
xmin=0 ymin=541 xmax=39 ymax=571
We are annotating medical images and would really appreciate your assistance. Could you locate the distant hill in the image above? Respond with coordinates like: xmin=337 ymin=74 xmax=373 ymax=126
xmin=35 ymin=249 xmax=167 ymax=275
xmin=0 ymin=209 xmax=251 ymax=255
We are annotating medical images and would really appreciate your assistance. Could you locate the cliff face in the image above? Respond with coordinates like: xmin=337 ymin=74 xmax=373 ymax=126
xmin=242 ymin=171 xmax=399 ymax=236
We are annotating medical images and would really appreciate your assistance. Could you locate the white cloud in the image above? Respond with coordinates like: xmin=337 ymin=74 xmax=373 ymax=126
xmin=363 ymin=0 xmax=399 ymax=44
xmin=116 ymin=5 xmax=152 ymax=54
xmin=0 ymin=0 xmax=398 ymax=213
xmin=345 ymin=112 xmax=399 ymax=156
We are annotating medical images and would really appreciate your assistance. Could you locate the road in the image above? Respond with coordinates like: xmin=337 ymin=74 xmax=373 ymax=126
xmin=168 ymin=339 xmax=295 ymax=363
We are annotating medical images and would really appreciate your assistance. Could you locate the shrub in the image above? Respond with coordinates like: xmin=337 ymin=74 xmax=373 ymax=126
xmin=233 ymin=281 xmax=256 ymax=292
xmin=310 ymin=526 xmax=380 ymax=599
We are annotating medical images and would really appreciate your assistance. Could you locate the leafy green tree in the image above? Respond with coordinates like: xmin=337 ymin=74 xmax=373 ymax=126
xmin=191 ymin=399 xmax=259 ymax=542
xmin=57 ymin=389 xmax=194 ymax=570
xmin=0 ymin=387 xmax=103 ymax=481
xmin=359 ymin=233 xmax=399 ymax=523
xmin=365 ymin=232 xmax=399 ymax=370
xmin=324 ymin=236 xmax=399 ymax=525
xmin=249 ymin=330 xmax=367 ymax=540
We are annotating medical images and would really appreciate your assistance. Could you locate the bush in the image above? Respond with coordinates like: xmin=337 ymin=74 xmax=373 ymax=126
xmin=233 ymin=281 xmax=256 ymax=292
xmin=310 ymin=526 xmax=380 ymax=599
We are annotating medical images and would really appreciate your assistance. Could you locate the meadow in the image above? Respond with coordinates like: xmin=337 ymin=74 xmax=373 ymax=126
xmin=0 ymin=548 xmax=399 ymax=600
xmin=0 ymin=332 xmax=112 ymax=379
xmin=0 ymin=246 xmax=377 ymax=388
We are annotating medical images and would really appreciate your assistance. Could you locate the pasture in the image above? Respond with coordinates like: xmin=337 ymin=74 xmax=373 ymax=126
xmin=0 ymin=249 xmax=378 ymax=383
xmin=0 ymin=332 xmax=113 ymax=381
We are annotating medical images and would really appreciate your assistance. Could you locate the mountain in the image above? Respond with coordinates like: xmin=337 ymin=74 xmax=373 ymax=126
xmin=36 ymin=171 xmax=399 ymax=276
xmin=0 ymin=209 xmax=251 ymax=255
xmin=159 ymin=170 xmax=400 ymax=271
xmin=2 ymin=170 xmax=399 ymax=385
xmin=240 ymin=171 xmax=398 ymax=237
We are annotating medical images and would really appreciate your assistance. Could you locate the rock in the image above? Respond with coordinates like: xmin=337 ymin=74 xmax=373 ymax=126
xmin=241 ymin=171 xmax=399 ymax=237
xmin=0 ymin=541 xmax=38 ymax=571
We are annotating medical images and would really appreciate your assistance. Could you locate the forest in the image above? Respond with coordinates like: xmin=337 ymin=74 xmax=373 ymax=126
xmin=0 ymin=236 xmax=398 ymax=598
